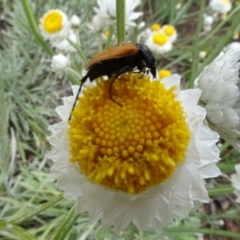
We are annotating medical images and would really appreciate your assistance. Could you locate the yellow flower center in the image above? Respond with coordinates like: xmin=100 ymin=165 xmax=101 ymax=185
xmin=150 ymin=23 xmax=161 ymax=31
xmin=42 ymin=10 xmax=63 ymax=33
xmin=175 ymin=3 xmax=182 ymax=9
xmin=159 ymin=69 xmax=171 ymax=79
xmin=68 ymin=73 xmax=191 ymax=194
xmin=221 ymin=13 xmax=228 ymax=19
xmin=233 ymin=32 xmax=239 ymax=39
xmin=104 ymin=30 xmax=109 ymax=37
xmin=153 ymin=33 xmax=168 ymax=45
xmin=221 ymin=0 xmax=230 ymax=4
xmin=164 ymin=25 xmax=176 ymax=36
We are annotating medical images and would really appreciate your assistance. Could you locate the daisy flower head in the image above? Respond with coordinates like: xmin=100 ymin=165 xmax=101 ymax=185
xmin=89 ymin=14 xmax=109 ymax=33
xmin=39 ymin=9 xmax=71 ymax=42
xmin=137 ymin=24 xmax=158 ymax=43
xmin=48 ymin=71 xmax=220 ymax=232
xmin=224 ymin=42 xmax=240 ymax=52
xmin=195 ymin=47 xmax=240 ymax=150
xmin=209 ymin=0 xmax=232 ymax=14
xmin=150 ymin=23 xmax=161 ymax=32
xmin=161 ymin=25 xmax=178 ymax=43
xmin=145 ymin=33 xmax=173 ymax=54
xmin=231 ymin=164 xmax=240 ymax=203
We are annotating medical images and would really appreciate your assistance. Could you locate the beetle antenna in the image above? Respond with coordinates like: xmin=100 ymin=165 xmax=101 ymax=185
xmin=68 ymin=82 xmax=83 ymax=120
xmin=68 ymin=73 xmax=89 ymax=121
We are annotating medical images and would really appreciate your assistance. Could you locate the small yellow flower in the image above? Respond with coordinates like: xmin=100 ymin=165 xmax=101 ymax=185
xmin=43 ymin=11 xmax=63 ymax=33
xmin=104 ymin=30 xmax=109 ymax=37
xmin=39 ymin=9 xmax=70 ymax=42
xmin=159 ymin=69 xmax=172 ymax=79
xmin=221 ymin=13 xmax=228 ymax=19
xmin=175 ymin=3 xmax=182 ymax=9
xmin=162 ymin=25 xmax=177 ymax=43
xmin=150 ymin=23 xmax=161 ymax=31
xmin=153 ymin=33 xmax=168 ymax=45
xmin=146 ymin=33 xmax=173 ymax=54
xmin=233 ymin=32 xmax=239 ymax=40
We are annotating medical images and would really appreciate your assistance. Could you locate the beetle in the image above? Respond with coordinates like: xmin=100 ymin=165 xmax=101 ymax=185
xmin=68 ymin=43 xmax=157 ymax=120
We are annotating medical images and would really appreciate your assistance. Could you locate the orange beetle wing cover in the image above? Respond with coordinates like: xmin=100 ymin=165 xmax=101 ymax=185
xmin=86 ymin=43 xmax=138 ymax=69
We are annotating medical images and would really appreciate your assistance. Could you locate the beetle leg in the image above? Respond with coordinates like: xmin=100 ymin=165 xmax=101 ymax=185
xmin=109 ymin=65 xmax=131 ymax=107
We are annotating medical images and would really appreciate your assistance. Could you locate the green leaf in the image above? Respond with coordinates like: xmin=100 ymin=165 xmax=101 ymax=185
xmin=116 ymin=0 xmax=125 ymax=44
xmin=20 ymin=0 xmax=53 ymax=55
xmin=0 ymin=222 xmax=36 ymax=240
xmin=50 ymin=205 xmax=80 ymax=240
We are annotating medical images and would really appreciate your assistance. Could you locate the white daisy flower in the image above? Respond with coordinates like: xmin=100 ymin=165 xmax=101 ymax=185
xmin=195 ymin=48 xmax=240 ymax=150
xmin=47 ymin=72 xmax=220 ymax=232
xmin=39 ymin=9 xmax=71 ymax=42
xmin=231 ymin=164 xmax=240 ymax=203
xmin=145 ymin=33 xmax=173 ymax=54
xmin=161 ymin=25 xmax=178 ymax=43
xmin=51 ymin=30 xmax=78 ymax=53
xmin=94 ymin=0 xmax=142 ymax=27
xmin=150 ymin=23 xmax=161 ymax=32
xmin=51 ymin=53 xmax=71 ymax=77
xmin=137 ymin=23 xmax=161 ymax=43
xmin=224 ymin=42 xmax=240 ymax=52
xmin=89 ymin=14 xmax=109 ymax=33
xmin=209 ymin=0 xmax=232 ymax=14
xmin=70 ymin=15 xmax=81 ymax=28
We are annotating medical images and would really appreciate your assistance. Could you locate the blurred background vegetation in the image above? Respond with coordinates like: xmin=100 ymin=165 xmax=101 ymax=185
xmin=0 ymin=0 xmax=240 ymax=239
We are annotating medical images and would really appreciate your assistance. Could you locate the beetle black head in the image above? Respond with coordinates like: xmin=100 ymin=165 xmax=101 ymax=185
xmin=136 ymin=43 xmax=156 ymax=78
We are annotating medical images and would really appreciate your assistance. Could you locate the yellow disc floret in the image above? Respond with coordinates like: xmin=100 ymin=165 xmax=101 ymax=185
xmin=68 ymin=73 xmax=191 ymax=194
xmin=151 ymin=23 xmax=161 ymax=31
xmin=104 ymin=30 xmax=109 ymax=37
xmin=153 ymin=33 xmax=168 ymax=45
xmin=42 ymin=10 xmax=63 ymax=33
xmin=159 ymin=69 xmax=172 ymax=79
xmin=222 ymin=0 xmax=230 ymax=4
xmin=164 ymin=25 xmax=176 ymax=36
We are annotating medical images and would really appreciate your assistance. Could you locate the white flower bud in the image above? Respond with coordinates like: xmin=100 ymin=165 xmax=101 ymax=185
xmin=70 ymin=15 xmax=81 ymax=27
xmin=51 ymin=53 xmax=71 ymax=76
